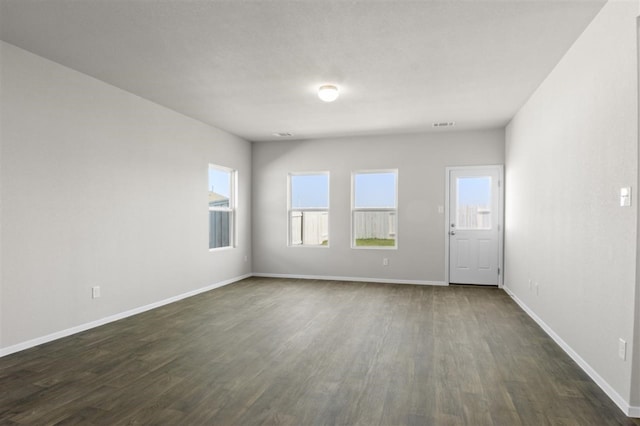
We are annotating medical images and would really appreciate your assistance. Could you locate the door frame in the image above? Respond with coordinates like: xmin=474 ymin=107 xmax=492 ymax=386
xmin=444 ymin=165 xmax=505 ymax=287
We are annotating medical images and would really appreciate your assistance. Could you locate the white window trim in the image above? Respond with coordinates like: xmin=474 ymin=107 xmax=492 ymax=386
xmin=208 ymin=164 xmax=237 ymax=251
xmin=287 ymin=171 xmax=330 ymax=248
xmin=351 ymin=169 xmax=399 ymax=250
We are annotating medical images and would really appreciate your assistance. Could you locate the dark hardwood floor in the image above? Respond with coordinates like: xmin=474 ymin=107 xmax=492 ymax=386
xmin=1 ymin=277 xmax=638 ymax=425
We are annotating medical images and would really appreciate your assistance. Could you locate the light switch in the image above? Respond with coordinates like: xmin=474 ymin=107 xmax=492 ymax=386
xmin=620 ymin=187 xmax=631 ymax=207
xmin=619 ymin=338 xmax=627 ymax=360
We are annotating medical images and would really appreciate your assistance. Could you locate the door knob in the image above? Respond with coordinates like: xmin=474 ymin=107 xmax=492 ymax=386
xmin=449 ymin=230 xmax=456 ymax=235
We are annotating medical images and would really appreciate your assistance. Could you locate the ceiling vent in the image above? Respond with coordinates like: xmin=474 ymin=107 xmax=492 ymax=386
xmin=273 ymin=132 xmax=294 ymax=137
xmin=432 ymin=122 xmax=456 ymax=128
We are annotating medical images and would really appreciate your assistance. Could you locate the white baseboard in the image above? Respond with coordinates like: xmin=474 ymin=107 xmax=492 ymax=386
xmin=6 ymin=275 xmax=636 ymax=418
xmin=252 ymin=272 xmax=446 ymax=286
xmin=0 ymin=273 xmax=252 ymax=358
xmin=503 ymin=286 xmax=637 ymax=418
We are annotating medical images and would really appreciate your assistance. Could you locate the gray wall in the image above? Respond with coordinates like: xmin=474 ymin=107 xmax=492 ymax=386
xmin=0 ymin=41 xmax=252 ymax=351
xmin=505 ymin=0 xmax=639 ymax=410
xmin=252 ymin=130 xmax=504 ymax=283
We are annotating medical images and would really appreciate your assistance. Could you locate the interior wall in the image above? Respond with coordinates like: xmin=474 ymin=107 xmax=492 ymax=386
xmin=505 ymin=0 xmax=638 ymax=410
xmin=252 ymin=129 xmax=504 ymax=283
xmin=0 ymin=41 xmax=252 ymax=351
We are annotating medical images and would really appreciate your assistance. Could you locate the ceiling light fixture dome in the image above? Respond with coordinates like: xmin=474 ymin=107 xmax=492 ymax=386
xmin=318 ymin=84 xmax=339 ymax=102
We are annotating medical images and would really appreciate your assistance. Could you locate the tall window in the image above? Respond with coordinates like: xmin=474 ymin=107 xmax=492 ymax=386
xmin=288 ymin=173 xmax=329 ymax=247
xmin=208 ymin=165 xmax=236 ymax=249
xmin=352 ymin=170 xmax=398 ymax=248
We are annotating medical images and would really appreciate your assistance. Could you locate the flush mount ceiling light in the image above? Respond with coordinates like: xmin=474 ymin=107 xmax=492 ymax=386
xmin=318 ymin=84 xmax=339 ymax=102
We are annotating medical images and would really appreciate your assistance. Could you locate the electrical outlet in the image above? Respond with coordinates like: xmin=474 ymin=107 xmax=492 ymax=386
xmin=382 ymin=258 xmax=389 ymax=266
xmin=534 ymin=282 xmax=539 ymax=296
xmin=528 ymin=279 xmax=532 ymax=291
xmin=92 ymin=286 xmax=101 ymax=299
xmin=244 ymin=255 xmax=248 ymax=262
xmin=619 ymin=338 xmax=627 ymax=360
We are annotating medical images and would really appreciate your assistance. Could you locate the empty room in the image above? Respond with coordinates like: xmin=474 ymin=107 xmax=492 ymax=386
xmin=1 ymin=0 xmax=640 ymax=424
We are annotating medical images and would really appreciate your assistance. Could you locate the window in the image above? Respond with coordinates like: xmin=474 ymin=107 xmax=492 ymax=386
xmin=456 ymin=176 xmax=492 ymax=230
xmin=288 ymin=173 xmax=329 ymax=247
xmin=208 ymin=165 xmax=236 ymax=249
xmin=352 ymin=170 xmax=397 ymax=248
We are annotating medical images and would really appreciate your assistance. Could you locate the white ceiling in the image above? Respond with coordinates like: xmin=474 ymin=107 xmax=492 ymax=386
xmin=0 ymin=0 xmax=606 ymax=142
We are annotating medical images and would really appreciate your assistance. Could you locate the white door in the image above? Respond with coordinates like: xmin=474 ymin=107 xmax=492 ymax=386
xmin=447 ymin=166 xmax=502 ymax=285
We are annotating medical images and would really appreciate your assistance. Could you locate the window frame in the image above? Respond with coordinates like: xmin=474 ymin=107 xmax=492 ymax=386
xmin=208 ymin=164 xmax=237 ymax=251
xmin=351 ymin=169 xmax=399 ymax=250
xmin=287 ymin=171 xmax=330 ymax=248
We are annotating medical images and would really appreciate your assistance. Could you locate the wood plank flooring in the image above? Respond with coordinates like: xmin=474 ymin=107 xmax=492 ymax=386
xmin=1 ymin=277 xmax=638 ymax=425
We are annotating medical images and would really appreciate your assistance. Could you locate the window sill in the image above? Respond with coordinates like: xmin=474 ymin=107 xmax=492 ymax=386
xmin=209 ymin=246 xmax=235 ymax=252
xmin=351 ymin=246 xmax=398 ymax=250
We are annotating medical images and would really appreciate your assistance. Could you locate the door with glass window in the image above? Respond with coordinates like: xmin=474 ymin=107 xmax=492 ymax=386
xmin=447 ymin=167 xmax=502 ymax=285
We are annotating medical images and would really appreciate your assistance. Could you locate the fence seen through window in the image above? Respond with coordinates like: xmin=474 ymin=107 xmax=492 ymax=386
xmin=352 ymin=170 xmax=398 ymax=248
xmin=289 ymin=173 xmax=329 ymax=247
xmin=209 ymin=165 xmax=235 ymax=249
xmin=456 ymin=176 xmax=492 ymax=230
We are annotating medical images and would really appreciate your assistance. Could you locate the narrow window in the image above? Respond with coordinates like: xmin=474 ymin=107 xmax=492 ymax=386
xmin=288 ymin=173 xmax=329 ymax=247
xmin=208 ymin=165 xmax=236 ymax=249
xmin=352 ymin=170 xmax=398 ymax=248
